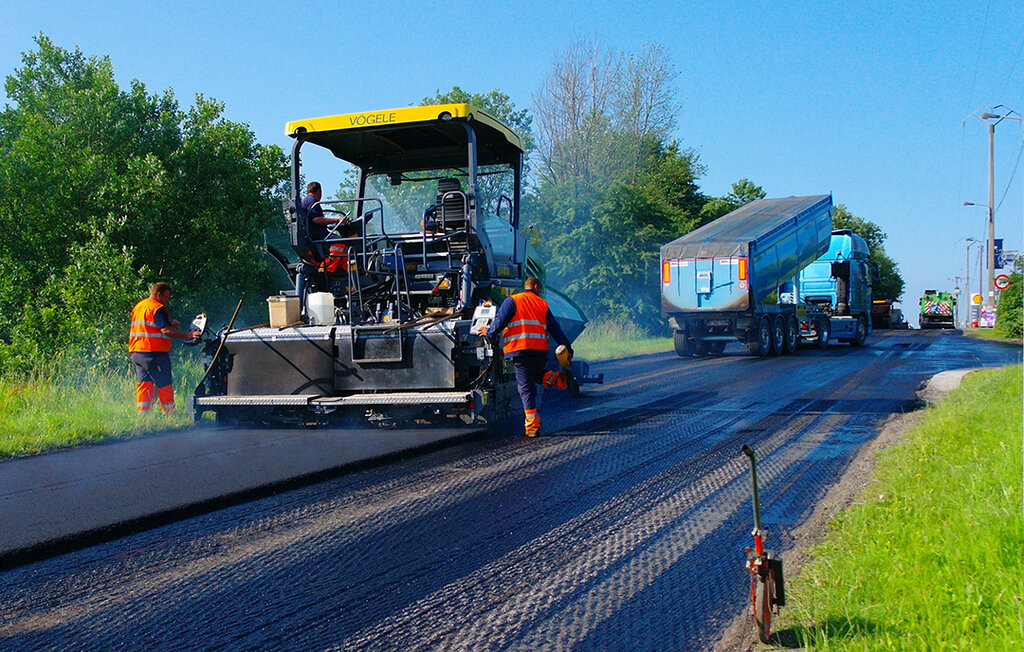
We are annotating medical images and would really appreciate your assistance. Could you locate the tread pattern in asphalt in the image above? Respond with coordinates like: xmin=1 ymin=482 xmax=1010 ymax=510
xmin=0 ymin=330 xmax=1018 ymax=650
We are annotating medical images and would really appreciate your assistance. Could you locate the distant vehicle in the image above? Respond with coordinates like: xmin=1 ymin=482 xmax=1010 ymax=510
xmin=872 ymin=300 xmax=893 ymax=329
xmin=871 ymin=300 xmax=908 ymax=329
xmin=889 ymin=307 xmax=909 ymax=329
xmin=660 ymin=196 xmax=872 ymax=357
xmin=918 ymin=290 xmax=956 ymax=329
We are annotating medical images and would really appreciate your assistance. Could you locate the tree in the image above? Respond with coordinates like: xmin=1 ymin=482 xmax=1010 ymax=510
xmin=421 ymin=86 xmax=534 ymax=158
xmin=831 ymin=204 xmax=905 ymax=301
xmin=699 ymin=178 xmax=766 ymax=224
xmin=0 ymin=35 xmax=288 ymax=372
xmin=994 ymin=270 xmax=1021 ymax=339
xmin=529 ymin=40 xmax=705 ymax=332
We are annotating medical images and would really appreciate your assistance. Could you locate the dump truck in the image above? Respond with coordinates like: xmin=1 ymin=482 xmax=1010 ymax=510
xmin=871 ymin=300 xmax=908 ymax=329
xmin=189 ymin=104 xmax=598 ymax=426
xmin=660 ymin=196 xmax=872 ymax=356
xmin=871 ymin=300 xmax=893 ymax=329
xmin=918 ymin=290 xmax=956 ymax=329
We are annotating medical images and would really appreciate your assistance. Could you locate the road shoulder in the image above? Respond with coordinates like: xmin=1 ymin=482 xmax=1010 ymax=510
xmin=714 ymin=368 xmax=977 ymax=651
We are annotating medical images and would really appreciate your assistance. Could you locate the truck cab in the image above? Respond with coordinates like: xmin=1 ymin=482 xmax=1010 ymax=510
xmin=799 ymin=229 xmax=873 ymax=319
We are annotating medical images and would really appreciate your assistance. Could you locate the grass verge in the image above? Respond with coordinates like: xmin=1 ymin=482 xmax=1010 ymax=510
xmin=572 ymin=320 xmax=672 ymax=361
xmin=0 ymin=358 xmax=205 ymax=459
xmin=0 ymin=321 xmax=671 ymax=459
xmin=780 ymin=364 xmax=1024 ymax=650
xmin=962 ymin=327 xmax=1022 ymax=345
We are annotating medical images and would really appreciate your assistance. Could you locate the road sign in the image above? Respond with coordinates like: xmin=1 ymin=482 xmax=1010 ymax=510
xmin=997 ymin=250 xmax=1018 ymax=269
xmin=995 ymin=274 xmax=1011 ymax=290
xmin=971 ymin=293 xmax=982 ymax=305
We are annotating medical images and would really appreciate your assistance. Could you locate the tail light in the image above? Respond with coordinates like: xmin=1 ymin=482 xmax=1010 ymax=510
xmin=662 ymin=260 xmax=671 ymax=284
xmin=737 ymin=257 xmax=748 ymax=281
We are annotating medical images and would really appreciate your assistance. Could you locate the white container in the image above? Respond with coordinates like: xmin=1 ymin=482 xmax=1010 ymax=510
xmin=307 ymin=292 xmax=336 ymax=325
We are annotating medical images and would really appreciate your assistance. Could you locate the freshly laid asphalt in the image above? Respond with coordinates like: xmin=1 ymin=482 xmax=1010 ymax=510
xmin=0 ymin=364 xmax=986 ymax=569
xmin=0 ymin=423 xmax=482 ymax=566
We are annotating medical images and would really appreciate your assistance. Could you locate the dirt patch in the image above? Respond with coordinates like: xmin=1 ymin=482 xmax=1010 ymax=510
xmin=713 ymin=370 xmax=971 ymax=651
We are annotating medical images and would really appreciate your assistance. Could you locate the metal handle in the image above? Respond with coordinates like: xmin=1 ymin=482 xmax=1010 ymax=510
xmin=742 ymin=444 xmax=762 ymax=532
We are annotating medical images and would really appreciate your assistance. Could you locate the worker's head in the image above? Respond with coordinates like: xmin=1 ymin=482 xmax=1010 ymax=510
xmin=524 ymin=276 xmax=542 ymax=293
xmin=150 ymin=282 xmax=171 ymax=303
xmin=306 ymin=181 xmax=322 ymax=199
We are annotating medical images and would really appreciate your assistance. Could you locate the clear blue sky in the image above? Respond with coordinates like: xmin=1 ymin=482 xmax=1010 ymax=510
xmin=4 ymin=0 xmax=1023 ymax=325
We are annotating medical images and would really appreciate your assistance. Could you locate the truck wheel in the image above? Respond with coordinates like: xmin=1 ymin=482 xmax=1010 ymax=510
xmin=747 ymin=317 xmax=772 ymax=356
xmin=771 ymin=314 xmax=786 ymax=355
xmin=816 ymin=317 xmax=830 ymax=349
xmin=851 ymin=316 xmax=868 ymax=347
xmin=783 ymin=315 xmax=799 ymax=354
xmin=673 ymin=331 xmax=692 ymax=357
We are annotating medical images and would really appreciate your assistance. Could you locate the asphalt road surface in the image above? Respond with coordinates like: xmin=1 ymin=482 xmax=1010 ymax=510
xmin=0 ymin=329 xmax=1018 ymax=651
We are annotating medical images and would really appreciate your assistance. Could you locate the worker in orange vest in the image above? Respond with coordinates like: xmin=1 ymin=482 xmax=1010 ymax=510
xmin=129 ymin=282 xmax=200 ymax=413
xmin=477 ymin=277 xmax=573 ymax=437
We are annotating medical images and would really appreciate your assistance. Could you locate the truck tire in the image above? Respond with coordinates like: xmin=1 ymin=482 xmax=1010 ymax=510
xmin=747 ymin=317 xmax=772 ymax=356
xmin=783 ymin=315 xmax=799 ymax=354
xmin=674 ymin=330 xmax=692 ymax=357
xmin=816 ymin=317 xmax=830 ymax=349
xmin=851 ymin=316 xmax=868 ymax=347
xmin=771 ymin=314 xmax=786 ymax=355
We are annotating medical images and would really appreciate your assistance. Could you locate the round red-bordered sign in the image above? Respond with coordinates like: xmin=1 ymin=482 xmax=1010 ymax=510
xmin=995 ymin=274 xmax=1011 ymax=290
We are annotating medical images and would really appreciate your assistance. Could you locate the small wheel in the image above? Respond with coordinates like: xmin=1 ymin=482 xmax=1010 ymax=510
xmin=673 ymin=330 xmax=692 ymax=357
xmin=753 ymin=569 xmax=774 ymax=643
xmin=783 ymin=315 xmax=799 ymax=354
xmin=770 ymin=314 xmax=786 ymax=355
xmin=851 ymin=316 xmax=868 ymax=347
xmin=817 ymin=316 xmax=830 ymax=349
xmin=747 ymin=317 xmax=772 ymax=356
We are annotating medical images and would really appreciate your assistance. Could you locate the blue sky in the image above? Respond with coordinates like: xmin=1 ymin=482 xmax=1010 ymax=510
xmin=4 ymin=0 xmax=1023 ymax=325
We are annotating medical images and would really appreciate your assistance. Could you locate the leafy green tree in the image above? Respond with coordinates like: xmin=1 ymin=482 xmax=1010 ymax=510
xmin=698 ymin=178 xmax=766 ymax=224
xmin=528 ymin=38 xmax=708 ymax=332
xmin=994 ymin=271 xmax=1021 ymax=339
xmin=832 ymin=204 xmax=905 ymax=301
xmin=422 ymin=86 xmax=534 ymax=159
xmin=0 ymin=35 xmax=287 ymax=372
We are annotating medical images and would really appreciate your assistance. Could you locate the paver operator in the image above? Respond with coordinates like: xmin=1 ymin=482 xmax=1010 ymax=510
xmin=129 ymin=282 xmax=200 ymax=413
xmin=478 ymin=276 xmax=574 ymax=437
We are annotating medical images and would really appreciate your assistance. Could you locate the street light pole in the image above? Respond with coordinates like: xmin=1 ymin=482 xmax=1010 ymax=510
xmin=987 ymin=120 xmax=996 ymax=306
xmin=960 ymin=237 xmax=981 ymax=326
xmin=974 ymin=106 xmax=1022 ymax=306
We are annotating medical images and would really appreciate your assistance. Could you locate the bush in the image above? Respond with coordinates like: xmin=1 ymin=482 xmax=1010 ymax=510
xmin=994 ymin=272 xmax=1022 ymax=339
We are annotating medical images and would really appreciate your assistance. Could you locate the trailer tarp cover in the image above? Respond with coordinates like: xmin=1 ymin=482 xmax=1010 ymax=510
xmin=661 ymin=195 xmax=832 ymax=260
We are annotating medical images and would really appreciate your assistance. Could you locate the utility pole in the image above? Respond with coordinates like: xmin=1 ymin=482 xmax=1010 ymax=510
xmin=987 ymin=120 xmax=995 ymax=306
xmin=971 ymin=106 xmax=1021 ymax=308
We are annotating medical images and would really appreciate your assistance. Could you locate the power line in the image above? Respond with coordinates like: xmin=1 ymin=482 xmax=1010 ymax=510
xmin=965 ymin=0 xmax=992 ymax=110
xmin=998 ymin=32 xmax=1024 ymax=100
xmin=995 ymin=141 xmax=1024 ymax=214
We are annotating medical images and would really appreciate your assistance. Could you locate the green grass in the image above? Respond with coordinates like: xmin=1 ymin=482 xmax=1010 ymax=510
xmin=0 ymin=358 xmax=205 ymax=459
xmin=962 ymin=327 xmax=1022 ymax=344
xmin=0 ymin=321 xmax=671 ymax=460
xmin=573 ymin=320 xmax=672 ymax=361
xmin=782 ymin=364 xmax=1024 ymax=650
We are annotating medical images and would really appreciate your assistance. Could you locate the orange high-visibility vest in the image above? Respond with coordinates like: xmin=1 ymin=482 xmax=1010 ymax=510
xmin=503 ymin=291 xmax=550 ymax=355
xmin=129 ymin=298 xmax=172 ymax=353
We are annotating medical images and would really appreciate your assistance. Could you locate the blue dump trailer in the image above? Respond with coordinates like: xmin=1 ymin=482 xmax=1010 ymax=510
xmin=660 ymin=196 xmax=872 ymax=356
